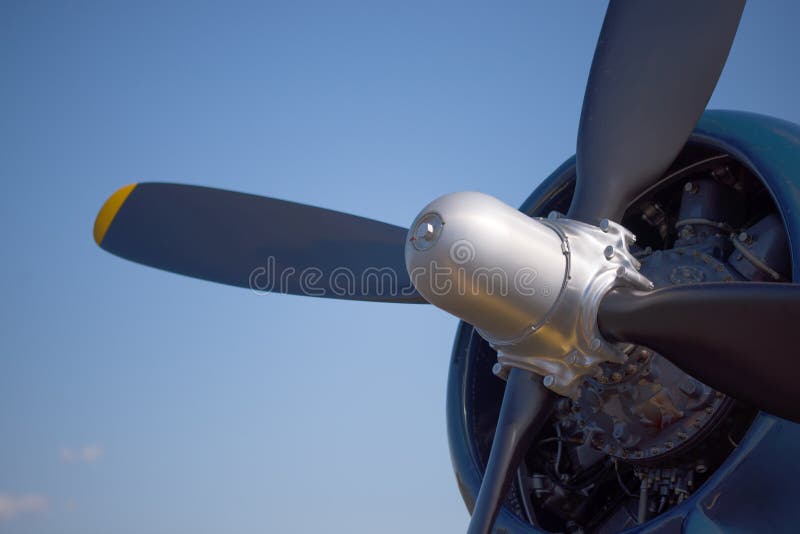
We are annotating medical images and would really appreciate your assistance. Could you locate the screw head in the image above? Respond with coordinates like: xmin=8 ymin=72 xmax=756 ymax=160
xmin=543 ymin=375 xmax=555 ymax=388
xmin=603 ymin=245 xmax=615 ymax=260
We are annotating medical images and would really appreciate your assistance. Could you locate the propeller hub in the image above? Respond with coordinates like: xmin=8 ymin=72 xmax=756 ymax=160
xmin=406 ymin=192 xmax=653 ymax=397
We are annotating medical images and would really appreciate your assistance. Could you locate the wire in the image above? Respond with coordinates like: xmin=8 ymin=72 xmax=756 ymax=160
xmin=675 ymin=217 xmax=733 ymax=233
xmin=614 ymin=460 xmax=637 ymax=497
xmin=730 ymin=234 xmax=784 ymax=281
xmin=555 ymin=423 xmax=564 ymax=478
xmin=537 ymin=436 xmax=583 ymax=445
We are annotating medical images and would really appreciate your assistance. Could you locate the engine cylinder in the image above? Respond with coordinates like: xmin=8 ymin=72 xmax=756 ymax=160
xmin=405 ymin=192 xmax=567 ymax=343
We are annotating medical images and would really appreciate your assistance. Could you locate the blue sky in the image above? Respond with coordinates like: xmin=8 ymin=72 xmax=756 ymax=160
xmin=2 ymin=1 xmax=800 ymax=533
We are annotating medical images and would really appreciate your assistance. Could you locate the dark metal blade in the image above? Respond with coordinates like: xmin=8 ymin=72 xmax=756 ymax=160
xmin=569 ymin=0 xmax=745 ymax=223
xmin=94 ymin=182 xmax=424 ymax=303
xmin=598 ymin=282 xmax=800 ymax=423
xmin=467 ymin=368 xmax=555 ymax=534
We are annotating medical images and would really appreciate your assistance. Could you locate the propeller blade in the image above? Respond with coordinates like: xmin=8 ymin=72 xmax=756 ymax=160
xmin=598 ymin=282 xmax=800 ymax=423
xmin=93 ymin=183 xmax=424 ymax=302
xmin=467 ymin=368 xmax=555 ymax=534
xmin=569 ymin=0 xmax=745 ymax=223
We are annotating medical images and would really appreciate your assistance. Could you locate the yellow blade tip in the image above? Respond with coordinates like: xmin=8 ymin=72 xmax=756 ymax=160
xmin=93 ymin=183 xmax=137 ymax=246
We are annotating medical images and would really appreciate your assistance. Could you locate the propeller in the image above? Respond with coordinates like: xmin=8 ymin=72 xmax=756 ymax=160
xmin=93 ymin=182 xmax=424 ymax=303
xmin=466 ymin=369 xmax=555 ymax=534
xmin=92 ymin=1 xmax=800 ymax=533
xmin=598 ymin=283 xmax=800 ymax=424
xmin=467 ymin=1 xmax=746 ymax=532
xmin=569 ymin=0 xmax=745 ymax=224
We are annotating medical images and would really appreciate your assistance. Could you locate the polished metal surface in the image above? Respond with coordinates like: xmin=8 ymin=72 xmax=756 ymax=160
xmin=495 ymin=214 xmax=653 ymax=397
xmin=406 ymin=192 xmax=653 ymax=398
xmin=405 ymin=192 xmax=567 ymax=342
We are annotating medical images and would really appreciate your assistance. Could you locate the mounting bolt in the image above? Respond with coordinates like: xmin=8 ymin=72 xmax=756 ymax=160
xmin=603 ymin=245 xmax=615 ymax=259
xmin=738 ymin=231 xmax=753 ymax=245
xmin=543 ymin=375 xmax=555 ymax=388
xmin=492 ymin=363 xmax=509 ymax=380
xmin=684 ymin=181 xmax=698 ymax=194
xmin=679 ymin=378 xmax=699 ymax=398
xmin=678 ymin=225 xmax=695 ymax=239
xmin=599 ymin=219 xmax=610 ymax=232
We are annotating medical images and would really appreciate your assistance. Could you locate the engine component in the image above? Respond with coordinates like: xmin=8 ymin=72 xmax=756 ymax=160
xmin=729 ymin=213 xmax=790 ymax=281
xmin=675 ymin=177 xmax=743 ymax=239
xmin=555 ymin=178 xmax=742 ymax=462
xmin=558 ymin=346 xmax=731 ymax=462
xmin=507 ymin=163 xmax=770 ymax=533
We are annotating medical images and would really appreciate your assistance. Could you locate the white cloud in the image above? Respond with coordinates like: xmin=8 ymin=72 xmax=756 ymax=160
xmin=59 ymin=444 xmax=104 ymax=464
xmin=0 ymin=494 xmax=48 ymax=521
